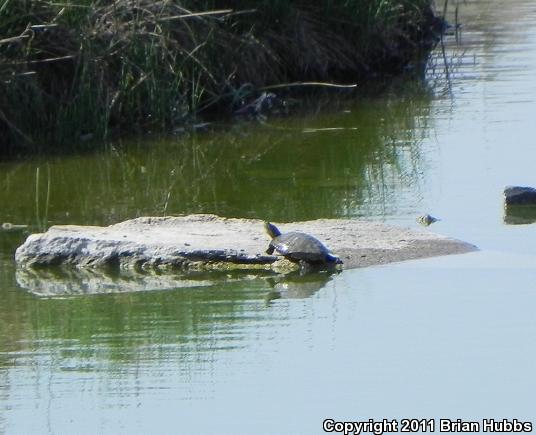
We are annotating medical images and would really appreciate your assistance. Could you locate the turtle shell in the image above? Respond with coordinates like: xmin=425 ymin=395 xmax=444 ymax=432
xmin=269 ymin=231 xmax=331 ymax=263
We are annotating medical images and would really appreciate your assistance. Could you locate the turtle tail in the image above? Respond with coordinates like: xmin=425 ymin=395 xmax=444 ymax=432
xmin=264 ymin=222 xmax=281 ymax=238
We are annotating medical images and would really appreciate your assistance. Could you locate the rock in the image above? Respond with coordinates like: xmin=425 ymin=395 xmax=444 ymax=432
xmin=15 ymin=215 xmax=477 ymax=274
xmin=504 ymin=186 xmax=536 ymax=205
xmin=417 ymin=214 xmax=440 ymax=226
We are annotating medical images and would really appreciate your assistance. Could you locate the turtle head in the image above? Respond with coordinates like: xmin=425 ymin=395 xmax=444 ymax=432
xmin=264 ymin=222 xmax=281 ymax=238
xmin=326 ymin=253 xmax=343 ymax=265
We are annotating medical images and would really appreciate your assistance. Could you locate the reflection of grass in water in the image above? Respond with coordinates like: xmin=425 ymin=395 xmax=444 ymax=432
xmin=34 ymin=165 xmax=51 ymax=232
xmin=0 ymin=277 xmax=271 ymax=364
xmin=188 ymin=84 xmax=431 ymax=221
xmin=0 ymin=80 xmax=434 ymax=225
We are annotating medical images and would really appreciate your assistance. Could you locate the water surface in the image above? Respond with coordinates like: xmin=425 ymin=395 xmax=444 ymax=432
xmin=2 ymin=0 xmax=536 ymax=433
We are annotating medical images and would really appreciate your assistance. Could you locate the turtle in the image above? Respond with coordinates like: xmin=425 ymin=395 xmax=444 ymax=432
xmin=264 ymin=222 xmax=342 ymax=266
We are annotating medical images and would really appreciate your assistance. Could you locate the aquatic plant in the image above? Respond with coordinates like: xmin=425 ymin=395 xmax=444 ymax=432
xmin=0 ymin=0 xmax=442 ymax=155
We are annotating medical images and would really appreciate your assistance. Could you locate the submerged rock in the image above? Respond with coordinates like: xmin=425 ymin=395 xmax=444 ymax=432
xmin=15 ymin=214 xmax=476 ymax=274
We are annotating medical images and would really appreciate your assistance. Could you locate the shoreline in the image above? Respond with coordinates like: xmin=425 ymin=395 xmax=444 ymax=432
xmin=1 ymin=1 xmax=444 ymax=156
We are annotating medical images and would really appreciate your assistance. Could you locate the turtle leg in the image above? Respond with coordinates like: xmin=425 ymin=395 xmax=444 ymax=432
xmin=266 ymin=245 xmax=275 ymax=255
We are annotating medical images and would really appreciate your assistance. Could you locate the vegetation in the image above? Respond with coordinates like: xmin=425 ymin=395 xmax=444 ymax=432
xmin=0 ymin=0 xmax=442 ymax=155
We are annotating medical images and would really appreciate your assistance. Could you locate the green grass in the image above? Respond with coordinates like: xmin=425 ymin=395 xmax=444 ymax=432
xmin=0 ymin=0 xmax=441 ymax=155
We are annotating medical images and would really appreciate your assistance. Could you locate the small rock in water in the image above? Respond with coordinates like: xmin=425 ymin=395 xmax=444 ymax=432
xmin=504 ymin=186 xmax=536 ymax=205
xmin=417 ymin=214 xmax=440 ymax=226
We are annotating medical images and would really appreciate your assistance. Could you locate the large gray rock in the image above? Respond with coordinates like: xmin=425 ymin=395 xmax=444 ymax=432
xmin=15 ymin=214 xmax=476 ymax=273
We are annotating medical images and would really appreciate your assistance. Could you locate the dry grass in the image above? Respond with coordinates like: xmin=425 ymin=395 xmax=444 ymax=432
xmin=0 ymin=0 xmax=442 ymax=155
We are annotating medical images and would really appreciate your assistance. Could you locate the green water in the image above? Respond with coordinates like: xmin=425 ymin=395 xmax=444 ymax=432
xmin=3 ymin=0 xmax=536 ymax=433
xmin=1 ymin=85 xmax=431 ymax=228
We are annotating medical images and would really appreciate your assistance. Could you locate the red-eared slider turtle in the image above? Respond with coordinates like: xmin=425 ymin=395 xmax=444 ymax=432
xmin=264 ymin=222 xmax=342 ymax=266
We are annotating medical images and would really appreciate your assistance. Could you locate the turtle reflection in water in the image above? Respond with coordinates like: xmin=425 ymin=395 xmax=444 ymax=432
xmin=264 ymin=270 xmax=339 ymax=305
xmin=264 ymin=222 xmax=342 ymax=267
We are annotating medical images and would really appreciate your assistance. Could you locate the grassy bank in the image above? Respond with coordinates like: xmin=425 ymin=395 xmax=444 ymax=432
xmin=0 ymin=0 xmax=443 ymax=155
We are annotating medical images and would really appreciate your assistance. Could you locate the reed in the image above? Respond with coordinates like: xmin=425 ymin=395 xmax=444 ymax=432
xmin=0 ymin=0 xmax=442 ymax=156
